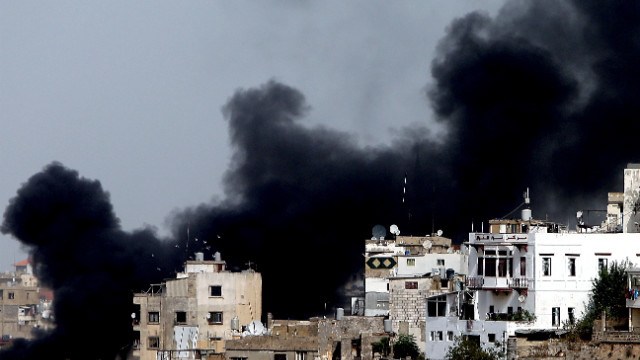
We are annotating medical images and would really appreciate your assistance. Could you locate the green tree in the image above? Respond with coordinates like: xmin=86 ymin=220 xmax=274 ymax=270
xmin=393 ymin=334 xmax=420 ymax=359
xmin=571 ymin=260 xmax=629 ymax=339
xmin=372 ymin=337 xmax=390 ymax=357
xmin=444 ymin=337 xmax=503 ymax=360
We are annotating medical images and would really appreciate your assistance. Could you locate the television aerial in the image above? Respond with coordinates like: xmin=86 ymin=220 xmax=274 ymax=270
xmin=372 ymin=224 xmax=386 ymax=240
xmin=390 ymin=224 xmax=400 ymax=236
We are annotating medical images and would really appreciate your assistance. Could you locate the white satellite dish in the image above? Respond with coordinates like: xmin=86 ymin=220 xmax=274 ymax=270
xmin=131 ymin=313 xmax=136 ymax=319
xmin=247 ymin=320 xmax=265 ymax=335
xmin=423 ymin=240 xmax=432 ymax=250
xmin=436 ymin=229 xmax=443 ymax=237
xmin=518 ymin=295 xmax=526 ymax=303
xmin=390 ymin=224 xmax=400 ymax=236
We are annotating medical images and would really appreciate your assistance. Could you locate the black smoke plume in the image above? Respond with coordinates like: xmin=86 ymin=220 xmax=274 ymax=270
xmin=173 ymin=1 xmax=640 ymax=318
xmin=0 ymin=163 xmax=181 ymax=359
xmin=4 ymin=1 xmax=640 ymax=357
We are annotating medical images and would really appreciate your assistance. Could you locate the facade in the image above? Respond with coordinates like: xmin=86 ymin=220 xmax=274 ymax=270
xmin=226 ymin=316 xmax=388 ymax=360
xmin=364 ymin=232 xmax=468 ymax=317
xmin=132 ymin=253 xmax=262 ymax=360
xmin=424 ymin=178 xmax=640 ymax=359
xmin=0 ymin=260 xmax=54 ymax=348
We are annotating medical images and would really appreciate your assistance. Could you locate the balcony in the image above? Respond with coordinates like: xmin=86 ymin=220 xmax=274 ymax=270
xmin=466 ymin=276 xmax=530 ymax=290
xmin=507 ymin=277 xmax=529 ymax=289
xmin=466 ymin=276 xmax=484 ymax=289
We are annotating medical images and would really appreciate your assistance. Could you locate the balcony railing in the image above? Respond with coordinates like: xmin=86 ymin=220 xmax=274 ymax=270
xmin=466 ymin=276 xmax=530 ymax=290
xmin=507 ymin=277 xmax=529 ymax=289
xmin=466 ymin=276 xmax=484 ymax=289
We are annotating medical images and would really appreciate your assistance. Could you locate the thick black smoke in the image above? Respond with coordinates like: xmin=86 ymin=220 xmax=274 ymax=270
xmin=173 ymin=1 xmax=640 ymax=319
xmin=0 ymin=163 xmax=181 ymax=359
xmin=4 ymin=1 xmax=640 ymax=357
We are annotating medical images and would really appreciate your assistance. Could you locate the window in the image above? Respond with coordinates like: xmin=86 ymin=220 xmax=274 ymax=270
xmin=552 ymin=307 xmax=560 ymax=326
xmin=568 ymin=258 xmax=576 ymax=277
xmin=447 ymin=331 xmax=454 ymax=341
xmin=274 ymin=354 xmax=287 ymax=360
xmin=477 ymin=258 xmax=484 ymax=275
xmin=488 ymin=334 xmax=496 ymax=343
xmin=148 ymin=336 xmax=160 ymax=349
xmin=405 ymin=281 xmax=418 ymax=289
xmin=407 ymin=258 xmax=415 ymax=266
xmin=520 ymin=257 xmax=526 ymax=276
xmin=568 ymin=308 xmax=575 ymax=325
xmin=430 ymin=331 xmax=435 ymax=341
xmin=148 ymin=312 xmax=159 ymax=324
xmin=437 ymin=259 xmax=445 ymax=266
xmin=208 ymin=311 xmax=223 ymax=325
xmin=7 ymin=292 xmax=14 ymax=300
xmin=176 ymin=311 xmax=187 ymax=324
xmin=295 ymin=352 xmax=306 ymax=360
xmin=485 ymin=258 xmax=496 ymax=277
xmin=542 ymin=257 xmax=551 ymax=276
xmin=427 ymin=295 xmax=447 ymax=317
xmin=498 ymin=258 xmax=507 ymax=277
xmin=437 ymin=331 xmax=443 ymax=341
xmin=598 ymin=258 xmax=608 ymax=272
xmin=507 ymin=307 xmax=513 ymax=315
xmin=0 ymin=290 xmax=3 ymax=299
xmin=210 ymin=285 xmax=222 ymax=297
xmin=489 ymin=305 xmax=494 ymax=314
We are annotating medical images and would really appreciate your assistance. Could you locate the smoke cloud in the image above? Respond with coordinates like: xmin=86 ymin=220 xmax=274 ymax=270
xmin=0 ymin=163 xmax=181 ymax=359
xmin=4 ymin=1 xmax=640 ymax=357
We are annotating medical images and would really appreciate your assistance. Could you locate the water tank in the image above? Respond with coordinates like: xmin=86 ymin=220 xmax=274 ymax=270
xmin=384 ymin=319 xmax=392 ymax=333
xmin=522 ymin=208 xmax=532 ymax=221
xmin=336 ymin=308 xmax=344 ymax=321
xmin=446 ymin=268 xmax=455 ymax=280
xmin=195 ymin=252 xmax=204 ymax=261
xmin=231 ymin=316 xmax=240 ymax=331
xmin=214 ymin=252 xmax=222 ymax=261
xmin=499 ymin=224 xmax=507 ymax=234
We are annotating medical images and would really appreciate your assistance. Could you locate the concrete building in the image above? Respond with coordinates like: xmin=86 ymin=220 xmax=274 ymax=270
xmin=0 ymin=259 xmax=54 ymax=348
xmin=132 ymin=252 xmax=262 ymax=360
xmin=364 ymin=228 xmax=468 ymax=317
xmin=425 ymin=170 xmax=640 ymax=360
xmin=225 ymin=316 xmax=388 ymax=360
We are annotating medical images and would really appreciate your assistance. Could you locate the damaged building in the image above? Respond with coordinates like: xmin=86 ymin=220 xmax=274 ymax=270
xmin=132 ymin=252 xmax=262 ymax=360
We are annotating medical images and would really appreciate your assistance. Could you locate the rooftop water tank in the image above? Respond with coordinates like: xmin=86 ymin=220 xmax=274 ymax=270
xmin=195 ymin=252 xmax=204 ymax=261
xmin=522 ymin=208 xmax=532 ymax=221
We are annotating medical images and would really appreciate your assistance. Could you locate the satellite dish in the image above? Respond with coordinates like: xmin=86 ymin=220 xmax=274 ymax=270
xmin=423 ymin=240 xmax=432 ymax=250
xmin=436 ymin=229 xmax=443 ymax=237
xmin=390 ymin=224 xmax=400 ymax=236
xmin=372 ymin=225 xmax=386 ymax=239
xmin=247 ymin=320 xmax=265 ymax=335
xmin=131 ymin=313 xmax=136 ymax=319
xmin=518 ymin=295 xmax=526 ymax=303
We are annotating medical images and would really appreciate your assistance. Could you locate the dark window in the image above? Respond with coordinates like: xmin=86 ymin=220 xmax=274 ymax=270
xmin=542 ymin=257 xmax=551 ymax=276
xmin=568 ymin=258 xmax=576 ymax=277
xmin=520 ymin=257 xmax=526 ymax=276
xmin=148 ymin=336 xmax=160 ymax=349
xmin=0 ymin=290 xmax=3 ymax=299
xmin=598 ymin=258 xmax=608 ymax=272
xmin=148 ymin=312 xmax=159 ymax=323
xmin=176 ymin=311 xmax=187 ymax=324
xmin=552 ymin=307 xmax=560 ymax=326
xmin=405 ymin=281 xmax=418 ymax=289
xmin=489 ymin=305 xmax=494 ymax=314
xmin=7 ymin=292 xmax=14 ymax=300
xmin=507 ymin=307 xmax=513 ymax=315
xmin=427 ymin=295 xmax=447 ymax=317
xmin=498 ymin=259 xmax=507 ymax=277
xmin=488 ymin=334 xmax=496 ymax=342
xmin=477 ymin=258 xmax=483 ymax=275
xmin=485 ymin=258 xmax=496 ymax=277
xmin=210 ymin=286 xmax=222 ymax=297
xmin=568 ymin=308 xmax=575 ymax=324
xmin=208 ymin=312 xmax=223 ymax=325
xmin=437 ymin=259 xmax=445 ymax=266
xmin=274 ymin=354 xmax=287 ymax=360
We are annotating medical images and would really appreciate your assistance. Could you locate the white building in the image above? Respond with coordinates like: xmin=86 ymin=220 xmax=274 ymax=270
xmin=426 ymin=166 xmax=640 ymax=360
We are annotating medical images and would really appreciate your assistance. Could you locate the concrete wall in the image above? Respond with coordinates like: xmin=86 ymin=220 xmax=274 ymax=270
xmin=389 ymin=277 xmax=432 ymax=353
xmin=624 ymin=166 xmax=640 ymax=233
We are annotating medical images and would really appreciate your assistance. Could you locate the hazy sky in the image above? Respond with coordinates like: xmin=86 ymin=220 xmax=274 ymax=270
xmin=0 ymin=1 xmax=505 ymax=272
